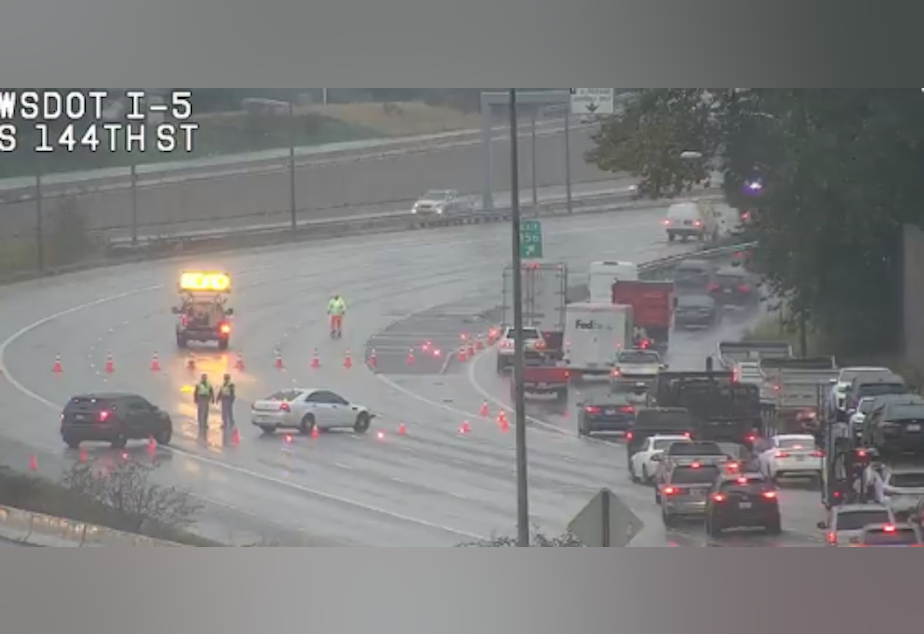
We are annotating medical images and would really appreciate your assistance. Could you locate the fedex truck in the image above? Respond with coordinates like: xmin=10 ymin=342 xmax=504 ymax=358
xmin=564 ymin=303 xmax=634 ymax=378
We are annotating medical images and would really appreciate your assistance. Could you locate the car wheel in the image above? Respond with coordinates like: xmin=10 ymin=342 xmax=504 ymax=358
xmin=176 ymin=336 xmax=187 ymax=348
xmin=111 ymin=436 xmax=127 ymax=449
xmin=353 ymin=413 xmax=371 ymax=434
xmin=661 ymin=509 xmax=676 ymax=528
xmin=642 ymin=465 xmax=650 ymax=484
xmin=629 ymin=461 xmax=639 ymax=483
xmin=257 ymin=425 xmax=275 ymax=434
xmin=766 ymin=516 xmax=782 ymax=535
xmin=154 ymin=428 xmax=172 ymax=446
xmin=64 ymin=436 xmax=80 ymax=449
xmin=299 ymin=414 xmax=316 ymax=435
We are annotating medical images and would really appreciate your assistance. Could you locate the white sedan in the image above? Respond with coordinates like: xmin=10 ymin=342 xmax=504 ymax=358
xmin=411 ymin=189 xmax=476 ymax=216
xmin=629 ymin=434 xmax=692 ymax=484
xmin=757 ymin=434 xmax=823 ymax=482
xmin=251 ymin=388 xmax=374 ymax=435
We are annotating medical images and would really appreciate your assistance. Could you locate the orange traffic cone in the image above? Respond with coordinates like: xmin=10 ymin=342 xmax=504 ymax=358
xmin=104 ymin=352 xmax=115 ymax=374
xmin=459 ymin=420 xmax=472 ymax=434
xmin=29 ymin=455 xmax=38 ymax=471
xmin=480 ymin=402 xmax=490 ymax=418
xmin=274 ymin=350 xmax=284 ymax=370
xmin=368 ymin=348 xmax=377 ymax=369
xmin=475 ymin=338 xmax=485 ymax=351
xmin=398 ymin=422 xmax=407 ymax=435
xmin=79 ymin=449 xmax=87 ymax=462
xmin=311 ymin=426 xmax=320 ymax=439
xmin=147 ymin=437 xmax=157 ymax=455
xmin=52 ymin=355 xmax=63 ymax=373
xmin=458 ymin=347 xmax=468 ymax=362
xmin=467 ymin=342 xmax=475 ymax=357
xmin=498 ymin=412 xmax=510 ymax=432
xmin=343 ymin=350 xmax=353 ymax=369
xmin=150 ymin=352 xmax=161 ymax=372
xmin=186 ymin=353 xmax=196 ymax=372
xmin=234 ymin=353 xmax=245 ymax=371
xmin=406 ymin=349 xmax=416 ymax=365
xmin=311 ymin=348 xmax=321 ymax=368
xmin=231 ymin=428 xmax=241 ymax=445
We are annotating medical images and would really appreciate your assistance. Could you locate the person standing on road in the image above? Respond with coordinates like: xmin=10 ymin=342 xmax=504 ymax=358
xmin=328 ymin=294 xmax=347 ymax=337
xmin=194 ymin=373 xmax=215 ymax=430
xmin=218 ymin=373 xmax=236 ymax=429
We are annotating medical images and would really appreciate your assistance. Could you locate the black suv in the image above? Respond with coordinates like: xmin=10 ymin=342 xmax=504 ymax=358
xmin=708 ymin=266 xmax=758 ymax=307
xmin=60 ymin=393 xmax=173 ymax=449
xmin=705 ymin=472 xmax=781 ymax=537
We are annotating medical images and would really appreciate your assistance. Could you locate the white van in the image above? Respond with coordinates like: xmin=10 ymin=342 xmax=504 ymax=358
xmin=664 ymin=200 xmax=719 ymax=242
xmin=588 ymin=261 xmax=639 ymax=304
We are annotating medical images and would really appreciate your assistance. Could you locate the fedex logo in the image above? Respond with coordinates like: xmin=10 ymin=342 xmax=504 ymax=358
xmin=574 ymin=318 xmax=610 ymax=330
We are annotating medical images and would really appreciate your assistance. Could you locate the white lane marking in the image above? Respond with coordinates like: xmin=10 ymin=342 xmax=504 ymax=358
xmin=0 ymin=294 xmax=484 ymax=541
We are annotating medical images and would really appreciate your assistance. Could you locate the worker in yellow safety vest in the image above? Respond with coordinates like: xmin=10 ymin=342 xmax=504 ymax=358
xmin=217 ymin=373 xmax=236 ymax=429
xmin=328 ymin=294 xmax=347 ymax=337
xmin=193 ymin=373 xmax=214 ymax=430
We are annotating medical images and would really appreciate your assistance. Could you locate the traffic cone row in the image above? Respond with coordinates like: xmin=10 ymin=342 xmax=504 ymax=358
xmin=454 ymin=334 xmax=488 ymax=364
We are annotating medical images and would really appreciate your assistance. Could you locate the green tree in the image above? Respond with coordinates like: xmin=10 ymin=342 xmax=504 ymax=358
xmin=586 ymin=89 xmax=924 ymax=358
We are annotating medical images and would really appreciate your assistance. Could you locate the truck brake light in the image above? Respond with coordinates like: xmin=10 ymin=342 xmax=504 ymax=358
xmin=180 ymin=316 xmax=188 ymax=327
xmin=220 ymin=323 xmax=232 ymax=335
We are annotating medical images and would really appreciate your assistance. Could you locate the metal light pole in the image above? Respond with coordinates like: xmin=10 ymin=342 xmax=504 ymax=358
xmin=35 ymin=173 xmax=44 ymax=272
xmin=130 ymin=161 xmax=139 ymax=247
xmin=564 ymin=109 xmax=573 ymax=214
xmin=530 ymin=110 xmax=538 ymax=210
xmin=288 ymin=101 xmax=297 ymax=231
xmin=508 ymin=89 xmax=530 ymax=547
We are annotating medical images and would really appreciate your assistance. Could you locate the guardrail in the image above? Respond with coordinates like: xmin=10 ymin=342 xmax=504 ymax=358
xmin=0 ymin=504 xmax=184 ymax=547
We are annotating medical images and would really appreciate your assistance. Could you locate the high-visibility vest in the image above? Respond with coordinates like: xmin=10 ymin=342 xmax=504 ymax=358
xmin=329 ymin=299 xmax=346 ymax=315
xmin=196 ymin=382 xmax=211 ymax=398
xmin=219 ymin=383 xmax=235 ymax=399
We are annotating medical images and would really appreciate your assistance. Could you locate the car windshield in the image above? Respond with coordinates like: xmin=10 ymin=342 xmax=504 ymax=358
xmin=836 ymin=510 xmax=892 ymax=531
xmin=777 ymin=437 xmax=815 ymax=449
xmin=886 ymin=404 xmax=924 ymax=420
xmin=264 ymin=390 xmax=301 ymax=402
xmin=506 ymin=328 xmax=540 ymax=341
xmin=670 ymin=465 xmax=720 ymax=484
xmin=862 ymin=528 xmax=920 ymax=546
xmin=669 ymin=442 xmax=722 ymax=456
xmin=423 ymin=190 xmax=452 ymax=199
xmin=653 ymin=438 xmax=689 ymax=451
xmin=618 ymin=351 xmax=660 ymax=364
xmin=888 ymin=473 xmax=924 ymax=488
xmin=859 ymin=383 xmax=907 ymax=398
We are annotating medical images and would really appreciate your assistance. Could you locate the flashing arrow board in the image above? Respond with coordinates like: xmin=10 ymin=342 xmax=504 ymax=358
xmin=520 ymin=219 xmax=543 ymax=259
xmin=570 ymin=88 xmax=615 ymax=115
xmin=179 ymin=272 xmax=231 ymax=292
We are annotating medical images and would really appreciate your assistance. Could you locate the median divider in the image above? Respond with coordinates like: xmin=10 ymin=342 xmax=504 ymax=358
xmin=0 ymin=504 xmax=184 ymax=547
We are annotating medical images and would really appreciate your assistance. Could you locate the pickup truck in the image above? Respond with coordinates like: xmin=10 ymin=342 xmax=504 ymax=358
xmin=510 ymin=362 xmax=570 ymax=404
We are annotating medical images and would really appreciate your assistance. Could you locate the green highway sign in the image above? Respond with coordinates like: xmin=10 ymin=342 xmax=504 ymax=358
xmin=520 ymin=219 xmax=543 ymax=259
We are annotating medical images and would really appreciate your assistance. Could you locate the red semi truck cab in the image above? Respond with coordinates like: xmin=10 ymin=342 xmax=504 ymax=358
xmin=612 ymin=280 xmax=674 ymax=352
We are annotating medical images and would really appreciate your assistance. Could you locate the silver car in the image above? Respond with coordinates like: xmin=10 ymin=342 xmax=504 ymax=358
xmin=251 ymin=387 xmax=374 ymax=435
xmin=411 ymin=189 xmax=476 ymax=216
xmin=817 ymin=503 xmax=895 ymax=546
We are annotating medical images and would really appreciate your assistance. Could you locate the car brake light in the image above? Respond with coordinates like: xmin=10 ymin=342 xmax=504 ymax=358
xmin=762 ymin=491 xmax=777 ymax=499
xmin=738 ymin=285 xmax=750 ymax=293
xmin=683 ymin=431 xmax=691 ymax=438
xmin=727 ymin=462 xmax=740 ymax=471
xmin=620 ymin=406 xmax=635 ymax=413
xmin=694 ymin=220 xmax=702 ymax=226
xmin=585 ymin=406 xmax=601 ymax=414
xmin=691 ymin=462 xmax=701 ymax=469
xmin=811 ymin=450 xmax=823 ymax=457
xmin=626 ymin=431 xmax=634 ymax=441
xmin=827 ymin=531 xmax=837 ymax=545
xmin=279 ymin=402 xmax=291 ymax=412
xmin=712 ymin=493 xmax=726 ymax=502
xmin=883 ymin=524 xmax=896 ymax=532
xmin=776 ymin=451 xmax=789 ymax=458
xmin=99 ymin=410 xmax=110 ymax=422
xmin=663 ymin=219 xmax=671 ymax=226
xmin=662 ymin=487 xmax=678 ymax=495
xmin=611 ymin=369 xmax=621 ymax=377
xmin=220 ymin=322 xmax=231 ymax=334
xmin=736 ymin=477 xmax=748 ymax=485
xmin=180 ymin=316 xmax=188 ymax=327
xmin=708 ymin=283 xmax=720 ymax=292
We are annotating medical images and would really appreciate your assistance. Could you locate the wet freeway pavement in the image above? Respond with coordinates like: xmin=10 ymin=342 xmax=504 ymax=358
xmin=0 ymin=205 xmax=810 ymax=546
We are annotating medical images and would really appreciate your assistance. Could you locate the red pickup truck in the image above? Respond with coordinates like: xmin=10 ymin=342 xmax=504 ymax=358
xmin=510 ymin=364 xmax=570 ymax=404
xmin=612 ymin=280 xmax=674 ymax=352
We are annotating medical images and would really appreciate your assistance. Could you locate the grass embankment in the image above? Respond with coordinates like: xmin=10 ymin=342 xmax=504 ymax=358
xmin=0 ymin=466 xmax=222 ymax=546
xmin=745 ymin=314 xmax=924 ymax=386
xmin=0 ymin=102 xmax=478 ymax=179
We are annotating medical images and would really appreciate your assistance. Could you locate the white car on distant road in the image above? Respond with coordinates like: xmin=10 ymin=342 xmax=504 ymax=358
xmin=251 ymin=388 xmax=374 ymax=435
xmin=629 ymin=434 xmax=692 ymax=484
xmin=757 ymin=434 xmax=823 ymax=482
xmin=411 ymin=189 xmax=476 ymax=216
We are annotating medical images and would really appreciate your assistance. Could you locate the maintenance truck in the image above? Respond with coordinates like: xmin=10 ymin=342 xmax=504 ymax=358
xmin=759 ymin=356 xmax=839 ymax=435
xmin=173 ymin=271 xmax=234 ymax=349
xmin=626 ymin=407 xmax=696 ymax=471
xmin=716 ymin=340 xmax=792 ymax=371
